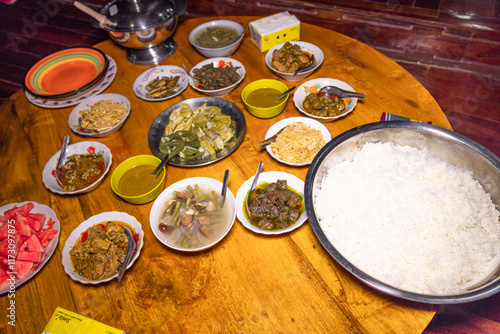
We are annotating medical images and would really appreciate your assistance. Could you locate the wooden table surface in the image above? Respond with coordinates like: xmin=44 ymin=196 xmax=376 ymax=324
xmin=0 ymin=16 xmax=451 ymax=334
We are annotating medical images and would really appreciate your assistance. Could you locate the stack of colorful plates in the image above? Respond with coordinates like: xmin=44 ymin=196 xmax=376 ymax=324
xmin=23 ymin=47 xmax=117 ymax=108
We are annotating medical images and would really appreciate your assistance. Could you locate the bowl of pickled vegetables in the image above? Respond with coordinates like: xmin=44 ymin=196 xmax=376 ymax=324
xmin=150 ymin=177 xmax=236 ymax=252
xmin=148 ymin=97 xmax=246 ymax=166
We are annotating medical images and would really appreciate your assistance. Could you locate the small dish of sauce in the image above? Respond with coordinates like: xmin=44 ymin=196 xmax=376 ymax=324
xmin=246 ymin=88 xmax=283 ymax=108
xmin=118 ymin=165 xmax=164 ymax=197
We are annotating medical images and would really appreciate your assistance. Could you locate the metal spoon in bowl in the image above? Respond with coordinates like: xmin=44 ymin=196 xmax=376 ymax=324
xmin=220 ymin=169 xmax=229 ymax=208
xmin=294 ymin=55 xmax=315 ymax=75
xmin=55 ymin=134 xmax=70 ymax=187
xmin=150 ymin=153 xmax=170 ymax=181
xmin=318 ymin=86 xmax=366 ymax=99
xmin=182 ymin=64 xmax=214 ymax=90
xmin=258 ymin=126 xmax=287 ymax=149
xmin=275 ymin=86 xmax=296 ymax=103
xmin=117 ymin=226 xmax=136 ymax=282
xmin=245 ymin=161 xmax=263 ymax=221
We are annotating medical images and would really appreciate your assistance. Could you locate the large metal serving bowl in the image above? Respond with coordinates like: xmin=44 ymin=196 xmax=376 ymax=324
xmin=304 ymin=121 xmax=500 ymax=304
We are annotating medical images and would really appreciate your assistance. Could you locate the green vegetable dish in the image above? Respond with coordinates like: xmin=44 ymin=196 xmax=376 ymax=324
xmin=159 ymin=103 xmax=235 ymax=160
xmin=158 ymin=184 xmax=230 ymax=249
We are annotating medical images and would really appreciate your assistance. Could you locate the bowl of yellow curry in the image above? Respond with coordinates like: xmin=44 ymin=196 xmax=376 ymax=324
xmin=110 ymin=155 xmax=166 ymax=204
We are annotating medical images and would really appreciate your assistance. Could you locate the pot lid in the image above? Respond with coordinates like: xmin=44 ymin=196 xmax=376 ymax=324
xmin=93 ymin=0 xmax=186 ymax=32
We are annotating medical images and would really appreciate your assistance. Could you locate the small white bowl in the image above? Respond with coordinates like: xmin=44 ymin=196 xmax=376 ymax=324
xmin=265 ymin=41 xmax=324 ymax=82
xmin=188 ymin=58 xmax=245 ymax=97
xmin=68 ymin=93 xmax=130 ymax=137
xmin=189 ymin=20 xmax=244 ymax=58
xmin=264 ymin=117 xmax=332 ymax=166
xmin=61 ymin=211 xmax=144 ymax=284
xmin=293 ymin=78 xmax=359 ymax=122
xmin=236 ymin=171 xmax=308 ymax=235
xmin=132 ymin=65 xmax=188 ymax=101
xmin=42 ymin=141 xmax=112 ymax=195
xmin=150 ymin=177 xmax=236 ymax=252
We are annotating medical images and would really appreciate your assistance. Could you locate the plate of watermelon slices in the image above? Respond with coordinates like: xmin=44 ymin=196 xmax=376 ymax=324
xmin=0 ymin=201 xmax=59 ymax=294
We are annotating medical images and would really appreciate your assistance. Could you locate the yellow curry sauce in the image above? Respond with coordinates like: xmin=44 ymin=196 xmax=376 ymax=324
xmin=117 ymin=164 xmax=163 ymax=197
xmin=246 ymin=88 xmax=282 ymax=108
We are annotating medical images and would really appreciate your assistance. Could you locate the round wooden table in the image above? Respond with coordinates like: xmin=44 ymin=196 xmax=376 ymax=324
xmin=0 ymin=16 xmax=450 ymax=334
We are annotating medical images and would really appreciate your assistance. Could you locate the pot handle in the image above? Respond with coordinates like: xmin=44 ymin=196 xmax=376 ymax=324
xmin=74 ymin=1 xmax=115 ymax=28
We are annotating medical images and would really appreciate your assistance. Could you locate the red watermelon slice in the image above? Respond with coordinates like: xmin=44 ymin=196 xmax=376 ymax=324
xmin=37 ymin=229 xmax=58 ymax=248
xmin=14 ymin=261 xmax=33 ymax=279
xmin=15 ymin=212 xmax=32 ymax=237
xmin=27 ymin=213 xmax=45 ymax=232
xmin=0 ymin=223 xmax=11 ymax=240
xmin=16 ymin=251 xmax=42 ymax=263
xmin=19 ymin=234 xmax=44 ymax=253
xmin=3 ymin=202 xmax=34 ymax=220
xmin=0 ymin=233 xmax=23 ymax=258
xmin=0 ymin=267 xmax=9 ymax=287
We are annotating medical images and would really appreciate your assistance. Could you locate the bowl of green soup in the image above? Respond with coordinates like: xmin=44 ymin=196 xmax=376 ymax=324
xmin=110 ymin=155 xmax=166 ymax=204
xmin=241 ymin=79 xmax=289 ymax=118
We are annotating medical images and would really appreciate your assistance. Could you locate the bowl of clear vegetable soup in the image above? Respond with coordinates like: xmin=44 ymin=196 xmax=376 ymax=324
xmin=150 ymin=177 xmax=236 ymax=252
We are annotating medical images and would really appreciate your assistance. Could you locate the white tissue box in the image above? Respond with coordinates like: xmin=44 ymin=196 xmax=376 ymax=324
xmin=249 ymin=12 xmax=301 ymax=52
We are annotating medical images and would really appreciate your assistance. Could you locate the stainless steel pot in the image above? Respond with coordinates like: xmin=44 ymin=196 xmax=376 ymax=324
xmin=76 ymin=0 xmax=187 ymax=65
xmin=305 ymin=121 xmax=500 ymax=304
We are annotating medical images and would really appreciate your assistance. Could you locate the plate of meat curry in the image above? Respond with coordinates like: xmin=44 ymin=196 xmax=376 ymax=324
xmin=62 ymin=211 xmax=144 ymax=284
xmin=42 ymin=140 xmax=112 ymax=195
xmin=236 ymin=171 xmax=308 ymax=235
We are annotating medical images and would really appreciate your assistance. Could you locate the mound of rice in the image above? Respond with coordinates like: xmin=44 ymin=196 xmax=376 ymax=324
xmin=315 ymin=142 xmax=500 ymax=295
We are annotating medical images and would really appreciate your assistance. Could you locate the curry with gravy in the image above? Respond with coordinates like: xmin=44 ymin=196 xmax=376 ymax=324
xmin=69 ymin=221 xmax=130 ymax=280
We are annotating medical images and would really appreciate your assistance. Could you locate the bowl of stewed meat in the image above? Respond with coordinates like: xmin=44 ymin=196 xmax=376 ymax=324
xmin=265 ymin=41 xmax=323 ymax=82
xmin=236 ymin=171 xmax=308 ymax=235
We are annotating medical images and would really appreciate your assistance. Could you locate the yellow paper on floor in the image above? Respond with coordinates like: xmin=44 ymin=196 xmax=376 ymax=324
xmin=42 ymin=307 xmax=124 ymax=334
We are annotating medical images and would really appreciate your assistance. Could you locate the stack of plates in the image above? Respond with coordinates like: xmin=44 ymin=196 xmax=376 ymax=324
xmin=24 ymin=47 xmax=117 ymax=109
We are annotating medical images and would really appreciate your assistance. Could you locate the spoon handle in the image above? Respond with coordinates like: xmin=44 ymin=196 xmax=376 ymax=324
xmin=74 ymin=1 xmax=114 ymax=27
xmin=249 ymin=161 xmax=263 ymax=192
xmin=151 ymin=153 xmax=170 ymax=180
xmin=275 ymin=86 xmax=296 ymax=102
xmin=56 ymin=134 xmax=70 ymax=170
xmin=220 ymin=170 xmax=229 ymax=208
xmin=117 ymin=226 xmax=135 ymax=282
xmin=258 ymin=126 xmax=287 ymax=149
xmin=343 ymin=92 xmax=366 ymax=99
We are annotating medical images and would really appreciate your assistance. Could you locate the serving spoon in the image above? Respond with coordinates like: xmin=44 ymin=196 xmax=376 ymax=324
xmin=182 ymin=64 xmax=214 ymax=90
xmin=151 ymin=153 xmax=170 ymax=181
xmin=275 ymin=86 xmax=296 ymax=103
xmin=318 ymin=86 xmax=366 ymax=99
xmin=117 ymin=226 xmax=136 ymax=282
xmin=55 ymin=134 xmax=70 ymax=186
xmin=245 ymin=161 xmax=263 ymax=221
xmin=294 ymin=55 xmax=315 ymax=75
xmin=220 ymin=169 xmax=229 ymax=208
xmin=258 ymin=126 xmax=287 ymax=149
